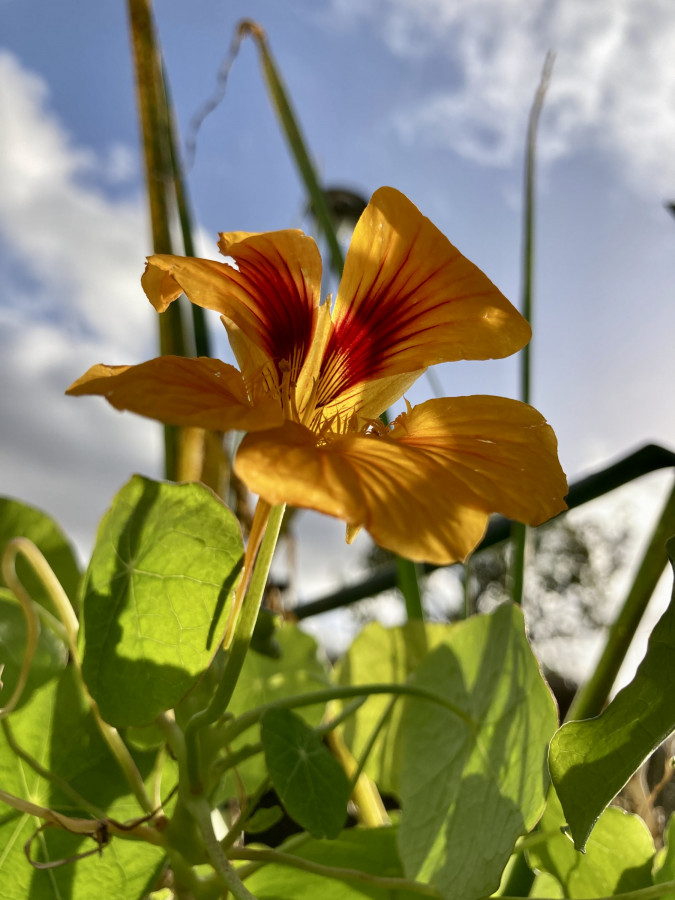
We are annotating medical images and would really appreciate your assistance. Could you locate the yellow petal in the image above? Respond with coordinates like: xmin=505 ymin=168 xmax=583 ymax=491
xmin=234 ymin=396 xmax=567 ymax=565
xmin=314 ymin=187 xmax=530 ymax=411
xmin=389 ymin=395 xmax=568 ymax=527
xmin=66 ymin=356 xmax=283 ymax=432
xmin=142 ymin=228 xmax=322 ymax=384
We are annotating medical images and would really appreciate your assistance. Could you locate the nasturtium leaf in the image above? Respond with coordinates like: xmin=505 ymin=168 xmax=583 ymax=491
xmin=213 ymin=624 xmax=330 ymax=798
xmin=336 ymin=619 xmax=450 ymax=794
xmin=0 ymin=497 xmax=81 ymax=614
xmin=397 ymin=604 xmax=557 ymax=900
xmin=549 ymin=537 xmax=675 ymax=850
xmin=530 ymin=872 xmax=565 ymax=898
xmin=81 ymin=475 xmax=243 ymax=726
xmin=0 ymin=589 xmax=68 ymax=709
xmin=653 ymin=813 xmax=675 ymax=898
xmin=527 ymin=790 xmax=654 ymax=898
xmin=261 ymin=707 xmax=349 ymax=838
xmin=0 ymin=668 xmax=166 ymax=899
xmin=245 ymin=825 xmax=423 ymax=899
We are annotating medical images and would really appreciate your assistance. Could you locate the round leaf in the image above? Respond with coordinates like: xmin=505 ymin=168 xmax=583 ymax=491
xmin=82 ymin=476 xmax=243 ymax=726
xmin=261 ymin=707 xmax=350 ymax=838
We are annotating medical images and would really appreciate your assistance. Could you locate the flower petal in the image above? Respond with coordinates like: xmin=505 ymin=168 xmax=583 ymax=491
xmin=66 ymin=356 xmax=283 ymax=432
xmin=314 ymin=187 xmax=530 ymax=410
xmin=234 ymin=396 xmax=567 ymax=565
xmin=142 ymin=228 xmax=322 ymax=383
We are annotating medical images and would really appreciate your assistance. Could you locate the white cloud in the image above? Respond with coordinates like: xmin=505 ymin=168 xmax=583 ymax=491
xmin=0 ymin=50 xmax=154 ymax=356
xmin=0 ymin=50 xmax=161 ymax=555
xmin=330 ymin=0 xmax=675 ymax=194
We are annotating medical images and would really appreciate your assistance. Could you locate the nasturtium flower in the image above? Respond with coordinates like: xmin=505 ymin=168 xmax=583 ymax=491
xmin=67 ymin=187 xmax=567 ymax=564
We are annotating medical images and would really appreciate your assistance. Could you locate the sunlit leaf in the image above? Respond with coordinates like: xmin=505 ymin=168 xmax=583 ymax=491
xmin=214 ymin=624 xmax=329 ymax=798
xmin=527 ymin=790 xmax=654 ymax=898
xmin=396 ymin=604 xmax=557 ymax=900
xmin=0 ymin=497 xmax=81 ymax=613
xmin=549 ymin=537 xmax=675 ymax=850
xmin=336 ymin=619 xmax=443 ymax=794
xmin=81 ymin=475 xmax=243 ymax=726
xmin=0 ymin=669 xmax=166 ymax=899
xmin=245 ymin=826 xmax=423 ymax=899
xmin=261 ymin=707 xmax=349 ymax=838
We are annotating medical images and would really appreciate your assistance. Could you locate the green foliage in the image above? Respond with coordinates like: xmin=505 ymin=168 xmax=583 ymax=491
xmin=81 ymin=475 xmax=243 ymax=726
xmin=337 ymin=608 xmax=557 ymax=899
xmin=261 ymin=707 xmax=350 ymax=838
xmin=549 ymin=538 xmax=675 ymax=850
xmin=396 ymin=605 xmax=557 ymax=900
xmin=245 ymin=826 xmax=422 ymax=899
xmin=0 ymin=669 xmax=166 ymax=899
xmin=219 ymin=624 xmax=330 ymax=795
xmin=527 ymin=790 xmax=654 ymax=897
xmin=0 ymin=589 xmax=67 ymax=709
xmin=654 ymin=814 xmax=675 ymax=898
xmin=0 ymin=497 xmax=81 ymax=614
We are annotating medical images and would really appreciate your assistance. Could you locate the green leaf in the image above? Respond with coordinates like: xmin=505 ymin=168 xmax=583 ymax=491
xmin=336 ymin=619 xmax=446 ymax=794
xmin=396 ymin=604 xmax=557 ymax=900
xmin=654 ymin=813 xmax=675 ymax=899
xmin=0 ymin=497 xmax=81 ymax=613
xmin=549 ymin=537 xmax=675 ymax=850
xmin=529 ymin=872 xmax=565 ymax=898
xmin=0 ymin=668 xmax=166 ymax=899
xmin=213 ymin=624 xmax=329 ymax=797
xmin=0 ymin=589 xmax=68 ymax=709
xmin=81 ymin=475 xmax=243 ymax=726
xmin=261 ymin=707 xmax=349 ymax=838
xmin=245 ymin=826 xmax=423 ymax=899
xmin=527 ymin=790 xmax=654 ymax=897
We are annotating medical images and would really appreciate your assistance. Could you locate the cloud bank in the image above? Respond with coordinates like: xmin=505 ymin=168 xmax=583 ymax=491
xmin=0 ymin=50 xmax=161 ymax=554
xmin=330 ymin=0 xmax=675 ymax=194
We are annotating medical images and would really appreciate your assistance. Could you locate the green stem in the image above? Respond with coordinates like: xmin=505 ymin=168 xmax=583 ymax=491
xmin=184 ymin=503 xmax=286 ymax=791
xmin=396 ymin=557 xmax=424 ymax=620
xmin=348 ymin=695 xmax=398 ymax=793
xmin=510 ymin=52 xmax=554 ymax=606
xmin=0 ymin=540 xmax=40 ymax=718
xmin=509 ymin=523 xmax=528 ymax=607
xmin=567 ymin=478 xmax=675 ymax=721
xmin=230 ymin=846 xmax=439 ymax=896
xmin=220 ymin=777 xmax=271 ymax=851
xmin=127 ymin=0 xmax=187 ymax=479
xmin=239 ymin=21 xmax=344 ymax=278
xmin=316 ymin=697 xmax=368 ymax=734
xmin=220 ymin=681 xmax=475 ymax=747
xmin=186 ymin=795 xmax=259 ymax=900
xmin=213 ymin=741 xmax=263 ymax=777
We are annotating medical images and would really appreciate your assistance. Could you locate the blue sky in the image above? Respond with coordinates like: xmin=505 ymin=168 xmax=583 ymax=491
xmin=1 ymin=0 xmax=674 ymax=656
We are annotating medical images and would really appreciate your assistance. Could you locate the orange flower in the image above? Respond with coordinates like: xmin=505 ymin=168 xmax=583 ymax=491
xmin=67 ymin=187 xmax=567 ymax=564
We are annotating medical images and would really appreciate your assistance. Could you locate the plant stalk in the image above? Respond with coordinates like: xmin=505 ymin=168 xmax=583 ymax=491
xmin=567 ymin=478 xmax=675 ymax=721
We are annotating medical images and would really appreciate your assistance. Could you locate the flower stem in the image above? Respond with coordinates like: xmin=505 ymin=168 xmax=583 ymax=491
xmin=184 ymin=501 xmax=286 ymax=792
